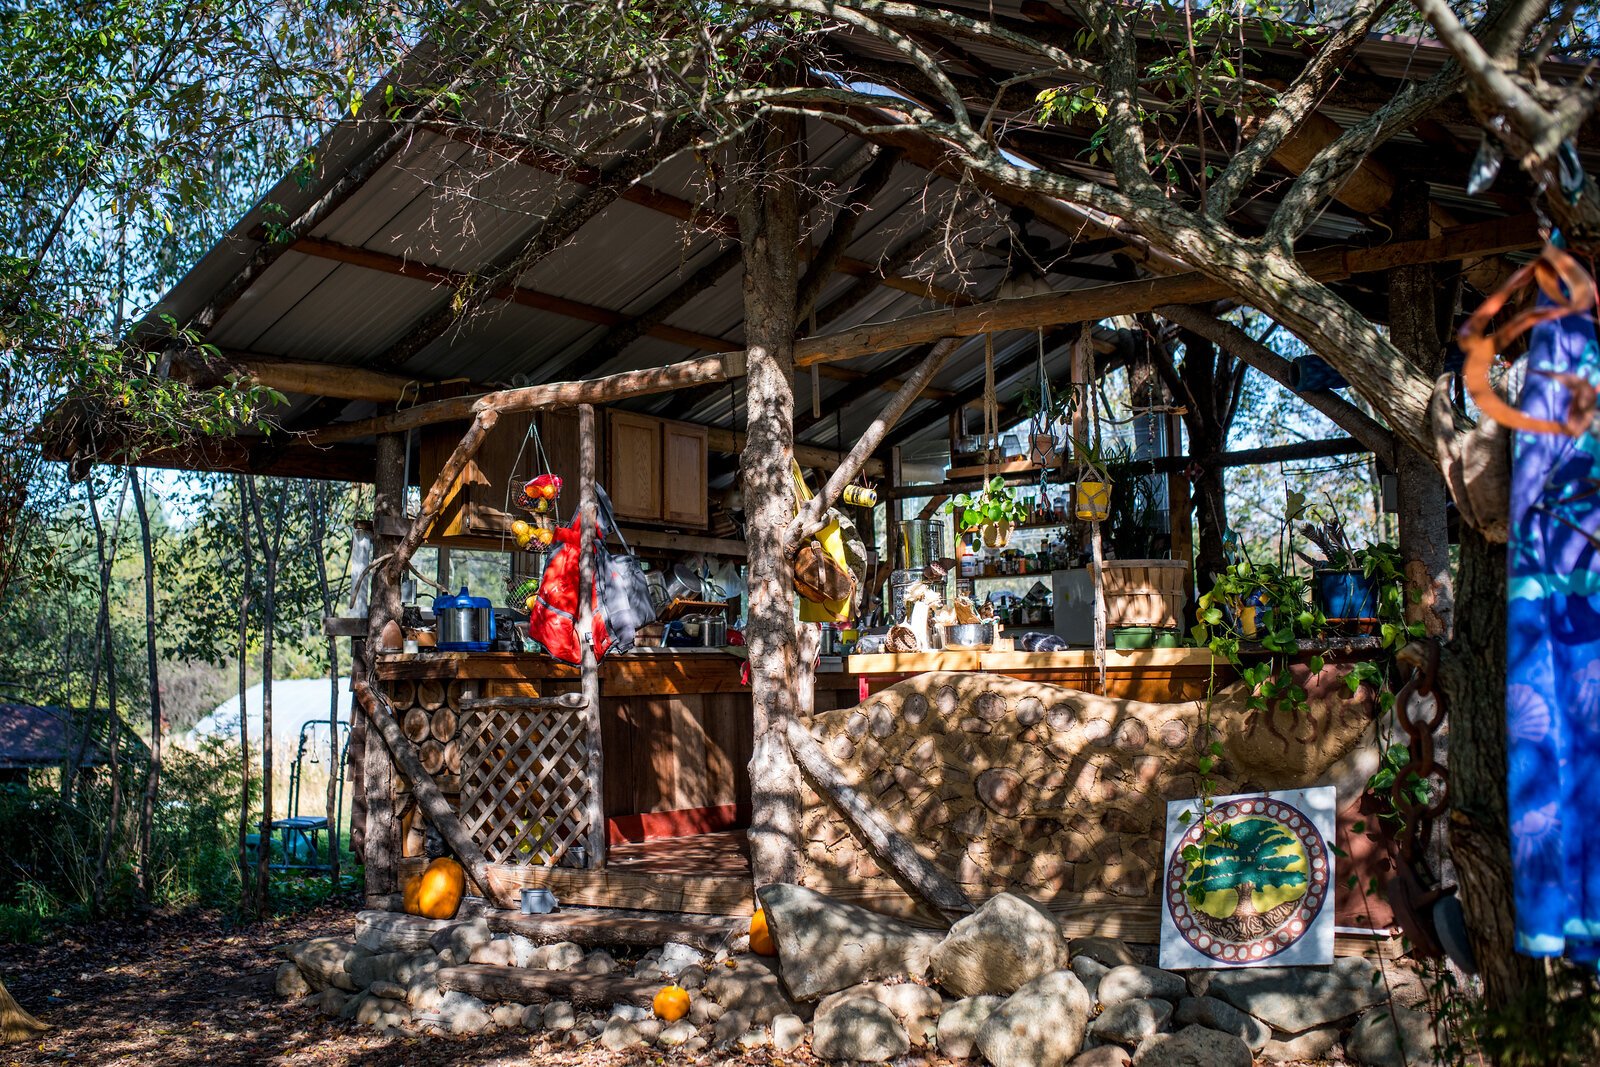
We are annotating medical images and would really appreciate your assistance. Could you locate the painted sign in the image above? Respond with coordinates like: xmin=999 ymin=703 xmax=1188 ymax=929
xmin=1159 ymin=787 xmax=1337 ymax=969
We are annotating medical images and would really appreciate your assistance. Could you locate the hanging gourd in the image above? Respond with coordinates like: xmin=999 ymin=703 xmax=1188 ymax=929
xmin=652 ymin=984 xmax=691 ymax=1022
xmin=403 ymin=856 xmax=466 ymax=920
xmin=748 ymin=908 xmax=776 ymax=956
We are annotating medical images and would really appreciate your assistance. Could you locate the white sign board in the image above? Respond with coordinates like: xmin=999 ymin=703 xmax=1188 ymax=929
xmin=1158 ymin=786 xmax=1338 ymax=970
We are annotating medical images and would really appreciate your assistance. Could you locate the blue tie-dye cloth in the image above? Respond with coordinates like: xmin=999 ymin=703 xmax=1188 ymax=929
xmin=1507 ymin=291 xmax=1600 ymax=965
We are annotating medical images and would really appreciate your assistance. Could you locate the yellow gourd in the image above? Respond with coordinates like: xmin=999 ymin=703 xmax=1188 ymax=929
xmin=405 ymin=856 xmax=466 ymax=920
xmin=748 ymin=908 xmax=776 ymax=956
xmin=652 ymin=984 xmax=691 ymax=1022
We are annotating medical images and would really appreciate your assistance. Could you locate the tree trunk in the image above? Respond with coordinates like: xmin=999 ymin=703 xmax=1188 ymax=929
xmin=234 ymin=476 xmax=254 ymax=912
xmin=363 ymin=435 xmax=406 ymax=898
xmin=132 ymin=470 xmax=162 ymax=905
xmin=737 ymin=115 xmax=805 ymax=888
xmin=307 ymin=484 xmax=341 ymax=883
xmin=1440 ymin=526 xmax=1545 ymax=1017
xmin=90 ymin=473 xmax=129 ymax=913
xmin=246 ymin=477 xmax=276 ymax=912
xmin=1389 ymin=181 xmax=1454 ymax=635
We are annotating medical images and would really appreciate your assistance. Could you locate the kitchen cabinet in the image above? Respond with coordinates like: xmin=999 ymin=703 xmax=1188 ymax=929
xmin=607 ymin=411 xmax=708 ymax=528
xmin=607 ymin=410 xmax=664 ymax=522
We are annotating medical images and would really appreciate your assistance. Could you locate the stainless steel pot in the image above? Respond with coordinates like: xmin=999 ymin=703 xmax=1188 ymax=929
xmin=942 ymin=622 xmax=995 ymax=650
xmin=698 ymin=614 xmax=727 ymax=647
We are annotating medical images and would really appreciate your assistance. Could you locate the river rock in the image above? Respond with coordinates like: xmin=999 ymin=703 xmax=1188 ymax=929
xmin=430 ymin=917 xmax=491 ymax=965
xmin=520 ymin=1004 xmax=545 ymax=1031
xmin=1206 ymin=958 xmax=1386 ymax=1032
xmin=580 ymin=949 xmax=619 ymax=975
xmin=1070 ymin=955 xmax=1109 ymax=1002
xmin=355 ymin=995 xmax=410 ymax=1029
xmin=543 ymin=1000 xmax=577 ymax=1031
xmin=975 ymin=970 xmax=1093 ymax=1067
xmin=275 ymin=961 xmax=312 ymax=998
xmin=312 ymin=987 xmax=349 ymax=1016
xmin=1097 ymin=964 xmax=1187 ymax=1005
xmin=282 ymin=937 xmax=367 ymax=992
xmin=817 ymin=980 xmax=942 ymax=1045
xmin=530 ymin=941 xmax=584 ymax=970
xmin=757 ymin=883 xmax=938 ymax=999
xmin=930 ymin=892 xmax=1070 ymax=997
xmin=1070 ymin=936 xmax=1138 ymax=968
xmin=1348 ymin=1004 xmax=1440 ymax=1067
xmin=1090 ymin=998 xmax=1173 ymax=1044
xmin=1260 ymin=1024 xmax=1340 ymax=1063
xmin=772 ymin=1012 xmax=807 ymax=1052
xmin=438 ymin=990 xmax=493 ymax=1035
xmin=657 ymin=1020 xmax=698 ymax=1047
xmin=656 ymin=941 xmax=707 ymax=977
xmin=600 ymin=1017 xmax=644 ymax=1050
xmin=1070 ymin=1048 xmax=1132 ymax=1067
xmin=1173 ymin=995 xmax=1270 ymax=1051
xmin=1131 ymin=1024 xmax=1252 ymax=1067
xmin=812 ymin=995 xmax=910 ymax=1062
xmin=350 ymin=950 xmax=411 ymax=987
xmin=714 ymin=1008 xmax=754 ymax=1047
xmin=937 ymin=995 xmax=1003 ymax=1058
xmin=704 ymin=953 xmax=804 ymax=1022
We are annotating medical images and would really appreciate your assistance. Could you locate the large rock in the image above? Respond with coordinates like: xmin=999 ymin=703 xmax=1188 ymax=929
xmin=657 ymin=1020 xmax=698 ymax=1048
xmin=1070 ymin=1049 xmax=1132 ymax=1067
xmin=429 ymin=917 xmax=492 ymax=965
xmin=772 ymin=1012 xmax=807 ymax=1053
xmin=816 ymin=981 xmax=941 ymax=1045
xmin=600 ymin=1017 xmax=644 ymax=1051
xmin=311 ymin=987 xmax=349 ymax=1017
xmin=1131 ymin=1025 xmax=1252 ymax=1067
xmin=543 ymin=1001 xmax=577 ymax=1031
xmin=812 ymin=995 xmax=910 ymax=1062
xmin=1173 ymin=995 xmax=1270 ymax=1052
xmin=469 ymin=934 xmax=537 ymax=968
xmin=975 ymin=970 xmax=1093 ymax=1067
xmin=282 ymin=937 xmax=368 ymax=992
xmin=703 ymin=953 xmax=805 ymax=1023
xmin=350 ymin=950 xmax=411 ymax=988
xmin=937 ymin=995 xmax=1003 ymax=1059
xmin=930 ymin=892 xmax=1069 ymax=997
xmin=354 ymin=995 xmax=410 ymax=1030
xmin=656 ymin=942 xmax=707 ymax=977
xmin=1090 ymin=998 xmax=1173 ymax=1044
xmin=758 ymin=884 xmax=939 ymax=1000
xmin=1097 ymin=964 xmax=1186 ymax=1005
xmin=1205 ymin=958 xmax=1386 ymax=1032
xmin=1070 ymin=955 xmax=1109 ymax=1002
xmin=530 ymin=941 xmax=584 ymax=970
xmin=1347 ymin=1004 xmax=1440 ymax=1067
xmin=275 ymin=961 xmax=312 ymax=998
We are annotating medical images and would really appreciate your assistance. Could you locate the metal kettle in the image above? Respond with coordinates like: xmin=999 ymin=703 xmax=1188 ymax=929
xmin=436 ymin=585 xmax=496 ymax=652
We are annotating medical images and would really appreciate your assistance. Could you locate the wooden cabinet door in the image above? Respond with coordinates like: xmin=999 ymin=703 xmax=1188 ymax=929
xmin=662 ymin=420 xmax=708 ymax=527
xmin=607 ymin=410 xmax=663 ymax=521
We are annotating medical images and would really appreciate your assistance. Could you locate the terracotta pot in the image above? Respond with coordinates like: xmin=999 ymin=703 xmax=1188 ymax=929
xmin=981 ymin=521 xmax=1012 ymax=549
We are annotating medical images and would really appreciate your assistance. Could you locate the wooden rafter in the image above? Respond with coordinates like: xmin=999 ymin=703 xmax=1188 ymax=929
xmin=797 ymin=146 xmax=906 ymax=318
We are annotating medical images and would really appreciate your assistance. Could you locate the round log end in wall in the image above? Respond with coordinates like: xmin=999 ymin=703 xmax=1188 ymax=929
xmin=447 ymin=679 xmax=468 ymax=711
xmin=444 ymin=738 xmax=462 ymax=775
xmin=1015 ymin=696 xmax=1045 ymax=726
xmin=976 ymin=767 xmax=1025 ymax=817
xmin=402 ymin=706 xmax=431 ymax=744
xmin=430 ymin=706 xmax=459 ymax=743
xmin=903 ymin=693 xmax=928 ymax=725
xmin=419 ymin=739 xmax=446 ymax=775
xmin=868 ymin=702 xmax=895 ymax=738
xmin=418 ymin=679 xmax=447 ymax=711
xmin=387 ymin=680 xmax=417 ymax=710
xmin=975 ymin=691 xmax=1008 ymax=723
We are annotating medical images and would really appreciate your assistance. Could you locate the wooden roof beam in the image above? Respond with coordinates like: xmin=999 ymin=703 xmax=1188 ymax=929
xmin=167 ymin=348 xmax=470 ymax=403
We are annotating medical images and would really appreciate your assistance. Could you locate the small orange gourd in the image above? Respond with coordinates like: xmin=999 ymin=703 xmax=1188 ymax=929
xmin=748 ymin=908 xmax=776 ymax=956
xmin=652 ymin=984 xmax=691 ymax=1022
xmin=405 ymin=856 xmax=466 ymax=920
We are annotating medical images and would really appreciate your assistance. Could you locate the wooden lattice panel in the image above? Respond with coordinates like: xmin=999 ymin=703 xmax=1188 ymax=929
xmin=460 ymin=703 xmax=593 ymax=867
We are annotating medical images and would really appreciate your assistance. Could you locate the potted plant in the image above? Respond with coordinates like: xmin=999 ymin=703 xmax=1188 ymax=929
xmin=1296 ymin=506 xmax=1400 ymax=626
xmin=945 ymin=476 xmax=1029 ymax=548
xmin=1069 ymin=435 xmax=1123 ymax=522
xmin=1194 ymin=557 xmax=1328 ymax=715
xmin=1017 ymin=383 xmax=1064 ymax=469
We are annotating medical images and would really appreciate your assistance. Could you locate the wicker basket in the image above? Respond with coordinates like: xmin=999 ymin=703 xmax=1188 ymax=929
xmin=1102 ymin=560 xmax=1189 ymax=628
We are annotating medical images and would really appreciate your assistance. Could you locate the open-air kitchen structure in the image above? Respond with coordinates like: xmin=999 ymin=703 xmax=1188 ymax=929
xmin=42 ymin=1 xmax=1579 ymax=969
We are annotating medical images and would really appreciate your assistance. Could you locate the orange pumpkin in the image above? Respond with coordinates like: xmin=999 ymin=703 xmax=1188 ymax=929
xmin=748 ymin=908 xmax=776 ymax=956
xmin=405 ymin=856 xmax=466 ymax=920
xmin=652 ymin=984 xmax=691 ymax=1022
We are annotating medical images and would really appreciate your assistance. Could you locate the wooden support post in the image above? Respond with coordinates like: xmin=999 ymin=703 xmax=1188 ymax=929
xmin=576 ymin=404 xmax=605 ymax=868
xmin=784 ymin=337 xmax=960 ymax=554
xmin=786 ymin=719 xmax=973 ymax=923
xmin=1165 ymin=411 xmax=1196 ymax=609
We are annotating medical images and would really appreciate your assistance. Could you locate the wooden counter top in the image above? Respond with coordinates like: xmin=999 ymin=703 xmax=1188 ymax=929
xmin=845 ymin=647 xmax=1221 ymax=673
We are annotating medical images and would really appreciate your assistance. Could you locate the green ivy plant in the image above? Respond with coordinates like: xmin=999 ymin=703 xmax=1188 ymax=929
xmin=1193 ymin=557 xmax=1327 ymax=716
xmin=944 ymin=476 xmax=1028 ymax=530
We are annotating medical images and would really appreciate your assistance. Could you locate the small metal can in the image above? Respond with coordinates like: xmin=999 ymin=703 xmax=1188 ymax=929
xmin=842 ymin=484 xmax=878 ymax=507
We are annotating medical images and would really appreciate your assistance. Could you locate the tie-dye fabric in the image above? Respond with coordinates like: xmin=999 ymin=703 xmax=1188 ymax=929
xmin=1507 ymin=293 xmax=1600 ymax=965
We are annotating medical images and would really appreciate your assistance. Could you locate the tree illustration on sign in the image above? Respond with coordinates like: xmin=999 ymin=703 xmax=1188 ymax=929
xmin=1182 ymin=816 xmax=1307 ymax=922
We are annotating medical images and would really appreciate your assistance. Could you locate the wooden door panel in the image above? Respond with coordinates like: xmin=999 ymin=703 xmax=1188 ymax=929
xmin=662 ymin=420 xmax=708 ymax=527
xmin=607 ymin=410 xmax=663 ymax=521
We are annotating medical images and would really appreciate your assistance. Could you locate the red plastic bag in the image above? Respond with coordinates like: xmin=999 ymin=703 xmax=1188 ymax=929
xmin=526 ymin=515 xmax=614 ymax=664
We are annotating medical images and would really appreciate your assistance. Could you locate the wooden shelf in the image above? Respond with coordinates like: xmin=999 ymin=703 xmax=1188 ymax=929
xmin=945 ymin=457 xmax=1060 ymax=479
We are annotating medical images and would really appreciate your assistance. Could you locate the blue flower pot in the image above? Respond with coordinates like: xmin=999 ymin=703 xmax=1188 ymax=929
xmin=1315 ymin=569 xmax=1377 ymax=620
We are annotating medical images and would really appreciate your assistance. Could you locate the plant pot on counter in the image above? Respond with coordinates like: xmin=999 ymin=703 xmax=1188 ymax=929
xmin=1102 ymin=559 xmax=1189 ymax=629
xmin=1314 ymin=568 xmax=1378 ymax=621
xmin=1112 ymin=626 xmax=1183 ymax=650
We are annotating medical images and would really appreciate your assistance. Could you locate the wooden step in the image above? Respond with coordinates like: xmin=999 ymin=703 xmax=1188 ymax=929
xmin=436 ymin=964 xmax=658 ymax=1007
xmin=482 ymin=905 xmax=740 ymax=953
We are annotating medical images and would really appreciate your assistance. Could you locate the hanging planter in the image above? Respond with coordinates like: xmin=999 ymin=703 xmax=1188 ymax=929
xmin=1075 ymin=478 xmax=1111 ymax=522
xmin=1028 ymin=433 xmax=1060 ymax=469
xmin=945 ymin=476 xmax=1028 ymax=548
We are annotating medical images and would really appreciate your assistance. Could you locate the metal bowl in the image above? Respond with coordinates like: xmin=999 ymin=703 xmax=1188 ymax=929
xmin=942 ymin=622 xmax=994 ymax=650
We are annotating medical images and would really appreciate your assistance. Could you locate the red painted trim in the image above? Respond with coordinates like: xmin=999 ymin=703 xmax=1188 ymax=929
xmin=606 ymin=804 xmax=751 ymax=845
